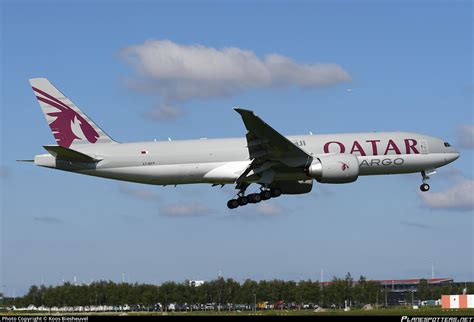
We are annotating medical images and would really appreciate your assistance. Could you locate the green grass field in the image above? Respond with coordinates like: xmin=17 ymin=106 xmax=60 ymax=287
xmin=2 ymin=308 xmax=474 ymax=316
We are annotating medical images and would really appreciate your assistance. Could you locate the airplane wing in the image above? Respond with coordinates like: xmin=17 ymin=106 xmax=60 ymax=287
xmin=234 ymin=108 xmax=313 ymax=184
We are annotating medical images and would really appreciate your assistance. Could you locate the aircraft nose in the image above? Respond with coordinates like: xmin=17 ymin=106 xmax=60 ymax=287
xmin=448 ymin=152 xmax=460 ymax=162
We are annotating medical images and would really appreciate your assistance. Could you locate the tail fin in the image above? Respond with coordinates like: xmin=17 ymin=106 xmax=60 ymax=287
xmin=29 ymin=78 xmax=116 ymax=148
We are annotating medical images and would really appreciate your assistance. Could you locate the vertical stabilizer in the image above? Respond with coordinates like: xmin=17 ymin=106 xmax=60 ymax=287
xmin=29 ymin=78 xmax=115 ymax=148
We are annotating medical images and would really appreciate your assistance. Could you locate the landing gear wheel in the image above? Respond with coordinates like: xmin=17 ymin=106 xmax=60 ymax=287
xmin=420 ymin=183 xmax=430 ymax=192
xmin=227 ymin=199 xmax=239 ymax=209
xmin=249 ymin=193 xmax=262 ymax=203
xmin=247 ymin=193 xmax=255 ymax=203
xmin=260 ymin=190 xmax=272 ymax=200
xmin=270 ymin=188 xmax=282 ymax=198
xmin=238 ymin=196 xmax=249 ymax=206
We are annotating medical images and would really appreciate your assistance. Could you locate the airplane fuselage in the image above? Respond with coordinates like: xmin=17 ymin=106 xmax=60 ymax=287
xmin=34 ymin=131 xmax=460 ymax=186
xmin=27 ymin=78 xmax=461 ymax=208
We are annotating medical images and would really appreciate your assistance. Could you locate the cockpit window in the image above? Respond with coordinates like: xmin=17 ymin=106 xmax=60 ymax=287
xmin=444 ymin=142 xmax=451 ymax=147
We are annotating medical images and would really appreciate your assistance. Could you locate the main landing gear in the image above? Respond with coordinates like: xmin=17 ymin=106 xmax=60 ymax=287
xmin=419 ymin=170 xmax=431 ymax=192
xmin=227 ymin=187 xmax=282 ymax=209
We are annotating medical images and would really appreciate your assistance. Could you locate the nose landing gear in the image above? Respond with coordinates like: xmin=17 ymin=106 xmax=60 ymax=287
xmin=419 ymin=170 xmax=435 ymax=192
xmin=420 ymin=183 xmax=430 ymax=192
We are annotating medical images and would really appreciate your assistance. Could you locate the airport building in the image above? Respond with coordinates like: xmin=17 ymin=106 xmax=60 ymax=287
xmin=377 ymin=278 xmax=453 ymax=292
xmin=377 ymin=278 xmax=454 ymax=306
xmin=321 ymin=278 xmax=458 ymax=306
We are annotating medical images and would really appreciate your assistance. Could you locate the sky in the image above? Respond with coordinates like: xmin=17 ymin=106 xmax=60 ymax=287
xmin=1 ymin=0 xmax=473 ymax=297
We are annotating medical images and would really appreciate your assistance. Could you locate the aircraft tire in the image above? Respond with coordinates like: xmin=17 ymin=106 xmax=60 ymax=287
xmin=270 ymin=188 xmax=282 ymax=198
xmin=260 ymin=190 xmax=272 ymax=200
xmin=227 ymin=199 xmax=239 ymax=209
xmin=238 ymin=196 xmax=249 ymax=206
xmin=420 ymin=183 xmax=430 ymax=192
xmin=252 ymin=193 xmax=262 ymax=203
xmin=247 ymin=193 xmax=257 ymax=203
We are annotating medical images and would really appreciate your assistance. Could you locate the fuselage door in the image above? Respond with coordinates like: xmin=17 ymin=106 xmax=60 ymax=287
xmin=419 ymin=140 xmax=429 ymax=154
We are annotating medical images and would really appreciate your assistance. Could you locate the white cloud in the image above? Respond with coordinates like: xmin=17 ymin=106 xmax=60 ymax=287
xmin=458 ymin=124 xmax=474 ymax=149
xmin=161 ymin=202 xmax=214 ymax=217
xmin=256 ymin=203 xmax=286 ymax=216
xmin=119 ymin=184 xmax=160 ymax=201
xmin=120 ymin=39 xmax=351 ymax=102
xmin=144 ymin=104 xmax=183 ymax=121
xmin=419 ymin=179 xmax=474 ymax=211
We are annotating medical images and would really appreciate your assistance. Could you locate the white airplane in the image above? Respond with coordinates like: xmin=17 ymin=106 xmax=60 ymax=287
xmin=27 ymin=78 xmax=460 ymax=209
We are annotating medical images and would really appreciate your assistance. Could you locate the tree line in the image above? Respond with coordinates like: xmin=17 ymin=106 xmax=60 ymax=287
xmin=2 ymin=273 xmax=472 ymax=309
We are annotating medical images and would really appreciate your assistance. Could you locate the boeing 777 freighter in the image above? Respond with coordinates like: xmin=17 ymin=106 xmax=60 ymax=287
xmin=26 ymin=78 xmax=460 ymax=209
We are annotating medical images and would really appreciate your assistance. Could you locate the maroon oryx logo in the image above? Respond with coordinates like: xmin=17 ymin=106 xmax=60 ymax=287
xmin=340 ymin=162 xmax=349 ymax=171
xmin=32 ymin=87 xmax=99 ymax=148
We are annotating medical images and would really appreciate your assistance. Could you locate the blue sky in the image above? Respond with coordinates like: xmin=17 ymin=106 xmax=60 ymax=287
xmin=1 ymin=0 xmax=473 ymax=296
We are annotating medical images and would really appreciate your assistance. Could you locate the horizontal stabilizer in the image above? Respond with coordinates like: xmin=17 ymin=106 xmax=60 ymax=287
xmin=16 ymin=159 xmax=34 ymax=162
xmin=43 ymin=145 xmax=100 ymax=162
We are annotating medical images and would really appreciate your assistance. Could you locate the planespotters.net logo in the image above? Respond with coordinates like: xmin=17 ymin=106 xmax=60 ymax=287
xmin=401 ymin=317 xmax=474 ymax=322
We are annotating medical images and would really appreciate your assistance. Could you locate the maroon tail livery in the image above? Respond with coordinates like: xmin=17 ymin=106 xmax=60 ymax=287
xmin=29 ymin=78 xmax=115 ymax=147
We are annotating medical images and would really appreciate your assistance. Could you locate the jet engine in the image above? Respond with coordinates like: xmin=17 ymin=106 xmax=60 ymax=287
xmin=306 ymin=154 xmax=359 ymax=183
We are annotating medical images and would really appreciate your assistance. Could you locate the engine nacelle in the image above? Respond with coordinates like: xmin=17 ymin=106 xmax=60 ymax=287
xmin=306 ymin=154 xmax=359 ymax=184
